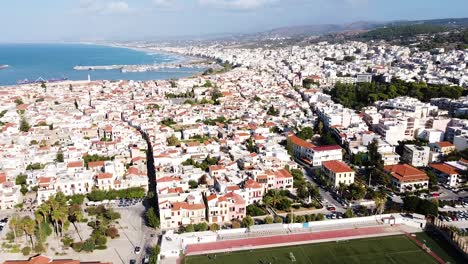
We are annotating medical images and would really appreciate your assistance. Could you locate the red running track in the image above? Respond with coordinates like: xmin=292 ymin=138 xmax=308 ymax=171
xmin=185 ymin=226 xmax=396 ymax=255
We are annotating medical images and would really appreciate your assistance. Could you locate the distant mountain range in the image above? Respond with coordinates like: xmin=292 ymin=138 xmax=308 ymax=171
xmin=239 ymin=17 xmax=468 ymax=41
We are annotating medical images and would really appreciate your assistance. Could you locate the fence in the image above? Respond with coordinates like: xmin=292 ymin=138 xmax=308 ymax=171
xmin=431 ymin=218 xmax=468 ymax=257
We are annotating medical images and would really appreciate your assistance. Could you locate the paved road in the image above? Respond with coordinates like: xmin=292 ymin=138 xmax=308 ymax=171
xmin=438 ymin=186 xmax=467 ymax=200
xmin=303 ymin=166 xmax=345 ymax=213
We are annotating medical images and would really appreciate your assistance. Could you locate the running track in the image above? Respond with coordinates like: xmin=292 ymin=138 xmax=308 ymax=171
xmin=185 ymin=226 xmax=399 ymax=256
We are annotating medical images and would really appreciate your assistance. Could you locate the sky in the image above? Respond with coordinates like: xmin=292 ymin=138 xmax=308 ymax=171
xmin=0 ymin=0 xmax=467 ymax=42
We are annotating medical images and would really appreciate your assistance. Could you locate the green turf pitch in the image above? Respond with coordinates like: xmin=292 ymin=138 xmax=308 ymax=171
xmin=183 ymin=235 xmax=439 ymax=264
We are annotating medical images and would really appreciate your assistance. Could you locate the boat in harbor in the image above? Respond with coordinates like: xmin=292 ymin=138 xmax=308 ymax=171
xmin=0 ymin=65 xmax=9 ymax=70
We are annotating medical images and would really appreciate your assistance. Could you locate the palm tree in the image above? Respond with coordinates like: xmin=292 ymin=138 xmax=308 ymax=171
xmin=57 ymin=207 xmax=68 ymax=237
xmin=263 ymin=190 xmax=283 ymax=209
xmin=337 ymin=182 xmax=347 ymax=197
xmin=51 ymin=209 xmax=61 ymax=237
xmin=374 ymin=196 xmax=386 ymax=216
xmin=36 ymin=203 xmax=50 ymax=223
xmin=9 ymin=215 xmax=19 ymax=243
xmin=21 ymin=216 xmax=36 ymax=247
xmin=68 ymin=204 xmax=83 ymax=241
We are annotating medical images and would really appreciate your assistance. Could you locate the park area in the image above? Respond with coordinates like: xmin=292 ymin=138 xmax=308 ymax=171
xmin=183 ymin=234 xmax=465 ymax=264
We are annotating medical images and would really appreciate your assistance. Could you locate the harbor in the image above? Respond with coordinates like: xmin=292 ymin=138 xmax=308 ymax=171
xmin=73 ymin=61 xmax=215 ymax=73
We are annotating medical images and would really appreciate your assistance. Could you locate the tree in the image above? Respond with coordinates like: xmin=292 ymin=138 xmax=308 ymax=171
xmin=146 ymin=207 xmax=160 ymax=229
xmin=297 ymin=127 xmax=314 ymax=140
xmin=267 ymin=106 xmax=279 ymax=116
xmin=210 ymin=223 xmax=220 ymax=231
xmin=246 ymin=204 xmax=266 ymax=217
xmin=149 ymin=245 xmax=160 ymax=264
xmin=286 ymin=213 xmax=294 ymax=223
xmin=105 ymin=227 xmax=119 ymax=238
xmin=348 ymin=183 xmax=366 ymax=201
xmin=16 ymin=174 xmax=27 ymax=185
xmin=231 ymin=220 xmax=241 ymax=229
xmin=344 ymin=208 xmax=355 ymax=218
xmin=68 ymin=204 xmax=83 ymax=241
xmin=403 ymin=196 xmax=420 ymax=213
xmin=194 ymin=222 xmax=208 ymax=231
xmin=263 ymin=190 xmax=284 ymax=209
xmin=242 ymin=216 xmax=254 ymax=228
xmin=367 ymin=139 xmax=383 ymax=169
xmin=21 ymin=216 xmax=36 ymax=247
xmin=316 ymin=213 xmax=325 ymax=221
xmin=185 ymin=224 xmax=195 ymax=233
xmin=55 ymin=151 xmax=64 ymax=163
xmin=14 ymin=98 xmax=24 ymax=105
xmin=295 ymin=215 xmax=306 ymax=223
xmin=277 ymin=198 xmax=292 ymax=210
xmin=82 ymin=239 xmax=95 ymax=252
xmin=264 ymin=216 xmax=273 ymax=224
xmin=167 ymin=134 xmax=180 ymax=146
xmin=21 ymin=246 xmax=31 ymax=256
xmin=74 ymin=99 xmax=79 ymax=109
xmin=9 ymin=215 xmax=19 ymax=243
xmin=203 ymin=80 xmax=213 ymax=87
xmin=19 ymin=117 xmax=31 ymax=132
xmin=188 ymin=180 xmax=198 ymax=189
xmin=274 ymin=216 xmax=283 ymax=223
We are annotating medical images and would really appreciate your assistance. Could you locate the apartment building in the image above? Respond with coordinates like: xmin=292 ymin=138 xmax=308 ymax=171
xmin=321 ymin=160 xmax=355 ymax=187
xmin=384 ymin=164 xmax=429 ymax=193
xmin=402 ymin=145 xmax=430 ymax=167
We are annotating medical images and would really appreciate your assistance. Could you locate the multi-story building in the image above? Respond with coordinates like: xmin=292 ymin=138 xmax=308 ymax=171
xmin=321 ymin=160 xmax=355 ymax=187
xmin=402 ymin=145 xmax=430 ymax=167
xmin=288 ymin=134 xmax=342 ymax=167
xmin=453 ymin=135 xmax=468 ymax=151
xmin=159 ymin=197 xmax=206 ymax=229
xmin=429 ymin=141 xmax=456 ymax=155
xmin=0 ymin=173 xmax=20 ymax=210
xmin=384 ymin=164 xmax=429 ymax=192
xmin=206 ymin=192 xmax=246 ymax=224
xmin=243 ymin=179 xmax=264 ymax=204
xmin=430 ymin=159 xmax=467 ymax=188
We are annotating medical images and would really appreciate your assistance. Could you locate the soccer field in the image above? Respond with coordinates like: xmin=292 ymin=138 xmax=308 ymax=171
xmin=183 ymin=235 xmax=439 ymax=264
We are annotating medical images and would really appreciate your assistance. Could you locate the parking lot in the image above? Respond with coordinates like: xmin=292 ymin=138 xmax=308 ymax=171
xmin=86 ymin=198 xmax=145 ymax=208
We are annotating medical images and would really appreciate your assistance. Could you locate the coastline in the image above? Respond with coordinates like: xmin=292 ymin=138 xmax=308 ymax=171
xmin=0 ymin=43 xmax=209 ymax=87
xmin=98 ymin=43 xmax=203 ymax=65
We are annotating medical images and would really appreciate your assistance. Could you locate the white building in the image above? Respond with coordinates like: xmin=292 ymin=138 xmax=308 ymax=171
xmin=402 ymin=145 xmax=430 ymax=167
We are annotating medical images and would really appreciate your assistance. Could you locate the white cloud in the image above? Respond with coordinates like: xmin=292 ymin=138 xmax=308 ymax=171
xmin=198 ymin=0 xmax=277 ymax=10
xmin=77 ymin=0 xmax=132 ymax=15
xmin=153 ymin=0 xmax=175 ymax=7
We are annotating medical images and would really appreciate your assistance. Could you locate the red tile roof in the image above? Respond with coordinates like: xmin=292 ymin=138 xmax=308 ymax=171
xmin=171 ymin=202 xmax=205 ymax=211
xmin=274 ymin=169 xmax=293 ymax=179
xmin=430 ymin=163 xmax=459 ymax=175
xmin=384 ymin=164 xmax=429 ymax=183
xmin=3 ymin=255 xmax=110 ymax=264
xmin=322 ymin=160 xmax=354 ymax=173
xmin=312 ymin=145 xmax=342 ymax=152
xmin=288 ymin=134 xmax=315 ymax=149
xmin=436 ymin=141 xmax=454 ymax=148
xmin=0 ymin=173 xmax=7 ymax=184
xmin=67 ymin=161 xmax=83 ymax=168
xmin=88 ymin=161 xmax=105 ymax=168
xmin=245 ymin=179 xmax=262 ymax=189
xmin=96 ymin=173 xmax=113 ymax=179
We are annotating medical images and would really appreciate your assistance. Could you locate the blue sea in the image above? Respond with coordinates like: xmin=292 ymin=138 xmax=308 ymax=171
xmin=0 ymin=43 xmax=201 ymax=86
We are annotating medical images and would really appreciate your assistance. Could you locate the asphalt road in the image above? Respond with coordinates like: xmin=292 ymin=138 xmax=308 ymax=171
xmin=303 ymin=166 xmax=345 ymax=213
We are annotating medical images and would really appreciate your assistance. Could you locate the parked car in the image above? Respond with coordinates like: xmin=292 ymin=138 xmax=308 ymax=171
xmin=134 ymin=246 xmax=141 ymax=255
